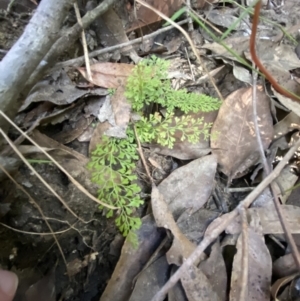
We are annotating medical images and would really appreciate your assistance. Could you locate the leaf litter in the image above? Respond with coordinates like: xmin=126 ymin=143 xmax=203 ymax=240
xmin=2 ymin=0 xmax=300 ymax=300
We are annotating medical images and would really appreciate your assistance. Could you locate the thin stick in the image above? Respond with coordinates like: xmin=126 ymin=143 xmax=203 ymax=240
xmin=151 ymin=138 xmax=300 ymax=301
xmin=135 ymin=0 xmax=224 ymax=102
xmin=74 ymin=1 xmax=92 ymax=81
xmin=53 ymin=19 xmax=189 ymax=69
xmin=238 ymin=206 xmax=248 ymax=301
xmin=0 ymin=110 xmax=117 ymax=210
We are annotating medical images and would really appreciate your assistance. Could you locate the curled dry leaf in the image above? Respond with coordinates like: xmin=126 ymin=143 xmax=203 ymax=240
xmin=211 ymin=86 xmax=273 ymax=179
xmin=77 ymin=62 xmax=134 ymax=88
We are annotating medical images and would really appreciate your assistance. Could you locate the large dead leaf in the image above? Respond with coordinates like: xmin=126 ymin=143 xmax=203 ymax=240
xmin=100 ymin=215 xmax=164 ymax=301
xmin=158 ymin=155 xmax=217 ymax=218
xmin=77 ymin=62 xmax=134 ymax=88
xmin=230 ymin=227 xmax=272 ymax=301
xmin=211 ymin=86 xmax=273 ymax=179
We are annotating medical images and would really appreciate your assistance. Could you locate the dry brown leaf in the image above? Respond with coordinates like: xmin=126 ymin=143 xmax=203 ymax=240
xmin=230 ymin=227 xmax=272 ymax=301
xmin=158 ymin=155 xmax=217 ymax=218
xmin=126 ymin=0 xmax=184 ymax=32
xmin=77 ymin=62 xmax=134 ymax=88
xmin=151 ymin=185 xmax=196 ymax=265
xmin=211 ymin=86 xmax=273 ymax=179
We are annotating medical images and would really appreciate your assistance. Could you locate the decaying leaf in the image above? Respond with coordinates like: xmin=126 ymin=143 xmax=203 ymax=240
xmin=211 ymin=86 xmax=273 ymax=179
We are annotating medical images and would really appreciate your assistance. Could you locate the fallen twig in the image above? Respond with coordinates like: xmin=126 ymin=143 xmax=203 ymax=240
xmin=53 ymin=19 xmax=189 ymax=70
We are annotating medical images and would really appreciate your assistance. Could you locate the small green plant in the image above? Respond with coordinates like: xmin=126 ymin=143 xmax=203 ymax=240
xmin=89 ymin=56 xmax=221 ymax=243
xmin=107 ymin=88 xmax=116 ymax=96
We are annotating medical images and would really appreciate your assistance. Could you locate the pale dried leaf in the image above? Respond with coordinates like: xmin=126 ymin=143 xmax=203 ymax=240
xmin=205 ymin=8 xmax=249 ymax=31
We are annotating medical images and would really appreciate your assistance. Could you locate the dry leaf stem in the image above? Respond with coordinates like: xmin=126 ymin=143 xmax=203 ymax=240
xmin=151 ymin=138 xmax=300 ymax=301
